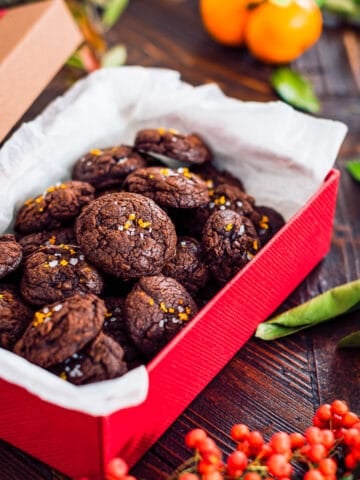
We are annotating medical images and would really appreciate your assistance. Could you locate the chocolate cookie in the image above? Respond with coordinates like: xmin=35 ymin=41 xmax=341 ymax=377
xmin=0 ymin=285 xmax=33 ymax=350
xmin=103 ymin=297 xmax=142 ymax=366
xmin=0 ymin=235 xmax=23 ymax=279
xmin=18 ymin=227 xmax=76 ymax=258
xmin=20 ymin=245 xmax=104 ymax=306
xmin=135 ymin=128 xmax=212 ymax=165
xmin=14 ymin=293 xmax=106 ymax=368
xmin=202 ymin=210 xmax=260 ymax=284
xmin=15 ymin=181 xmax=95 ymax=234
xmin=162 ymin=237 xmax=209 ymax=295
xmin=255 ymin=206 xmax=286 ymax=247
xmin=75 ymin=192 xmax=177 ymax=279
xmin=50 ymin=332 xmax=127 ymax=385
xmin=176 ymin=184 xmax=260 ymax=238
xmin=124 ymin=166 xmax=210 ymax=209
xmin=125 ymin=275 xmax=198 ymax=358
xmin=192 ymin=163 xmax=245 ymax=192
xmin=72 ymin=146 xmax=147 ymax=190
xmin=200 ymin=183 xmax=259 ymax=222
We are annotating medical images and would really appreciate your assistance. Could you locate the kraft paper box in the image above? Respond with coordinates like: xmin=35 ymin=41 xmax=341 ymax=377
xmin=0 ymin=67 xmax=347 ymax=479
xmin=0 ymin=0 xmax=82 ymax=142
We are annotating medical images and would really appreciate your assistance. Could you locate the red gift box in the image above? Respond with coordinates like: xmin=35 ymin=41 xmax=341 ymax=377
xmin=0 ymin=168 xmax=339 ymax=480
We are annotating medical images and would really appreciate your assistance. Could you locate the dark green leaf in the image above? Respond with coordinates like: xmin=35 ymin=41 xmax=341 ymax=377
xmin=271 ymin=68 xmax=321 ymax=114
xmin=102 ymin=0 xmax=128 ymax=28
xmin=255 ymin=279 xmax=360 ymax=340
xmin=346 ymin=160 xmax=360 ymax=182
xmin=338 ymin=331 xmax=360 ymax=348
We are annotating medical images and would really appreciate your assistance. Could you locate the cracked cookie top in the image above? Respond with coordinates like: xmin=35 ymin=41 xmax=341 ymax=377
xmin=72 ymin=145 xmax=147 ymax=190
xmin=125 ymin=275 xmax=198 ymax=358
xmin=15 ymin=181 xmax=95 ymax=234
xmin=124 ymin=166 xmax=210 ymax=209
xmin=75 ymin=192 xmax=177 ymax=279
xmin=20 ymin=244 xmax=104 ymax=306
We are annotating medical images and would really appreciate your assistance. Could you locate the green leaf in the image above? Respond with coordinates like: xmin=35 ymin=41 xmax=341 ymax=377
xmin=338 ymin=331 xmax=360 ymax=348
xmin=271 ymin=68 xmax=321 ymax=114
xmin=255 ymin=279 xmax=360 ymax=340
xmin=101 ymin=44 xmax=127 ymax=68
xmin=323 ymin=0 xmax=357 ymax=13
xmin=346 ymin=160 xmax=360 ymax=182
xmin=66 ymin=52 xmax=85 ymax=70
xmin=102 ymin=0 xmax=128 ymax=28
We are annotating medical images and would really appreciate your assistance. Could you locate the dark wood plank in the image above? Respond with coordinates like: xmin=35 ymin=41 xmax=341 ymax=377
xmin=1 ymin=0 xmax=360 ymax=478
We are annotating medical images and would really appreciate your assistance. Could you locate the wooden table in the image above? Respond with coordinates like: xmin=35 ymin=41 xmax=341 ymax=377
xmin=1 ymin=1 xmax=360 ymax=478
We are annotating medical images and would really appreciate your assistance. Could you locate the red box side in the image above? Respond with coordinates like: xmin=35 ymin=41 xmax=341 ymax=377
xmin=0 ymin=170 xmax=340 ymax=480
xmin=0 ymin=378 xmax=104 ymax=479
xmin=101 ymin=170 xmax=340 ymax=473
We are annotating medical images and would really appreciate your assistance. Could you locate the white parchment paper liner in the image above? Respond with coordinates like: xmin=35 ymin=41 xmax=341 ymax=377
xmin=0 ymin=66 xmax=347 ymax=416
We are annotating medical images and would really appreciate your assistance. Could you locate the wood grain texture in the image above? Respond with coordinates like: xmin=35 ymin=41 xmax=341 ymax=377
xmin=1 ymin=0 xmax=359 ymax=478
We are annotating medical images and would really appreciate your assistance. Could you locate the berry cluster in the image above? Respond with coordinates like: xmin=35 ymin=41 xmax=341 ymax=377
xmin=105 ymin=458 xmax=136 ymax=480
xmin=99 ymin=400 xmax=360 ymax=480
xmin=178 ymin=400 xmax=360 ymax=480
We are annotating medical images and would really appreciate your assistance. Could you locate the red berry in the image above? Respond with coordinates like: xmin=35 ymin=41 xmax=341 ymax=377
xmin=307 ymin=444 xmax=327 ymax=463
xmin=305 ymin=427 xmax=323 ymax=445
xmin=320 ymin=429 xmax=335 ymax=450
xmin=243 ymin=473 xmax=261 ymax=480
xmin=342 ymin=412 xmax=359 ymax=428
xmin=316 ymin=404 xmax=332 ymax=422
xmin=124 ymin=477 xmax=137 ymax=480
xmin=304 ymin=469 xmax=325 ymax=480
xmin=198 ymin=437 xmax=218 ymax=455
xmin=313 ymin=415 xmax=328 ymax=429
xmin=345 ymin=453 xmax=358 ymax=470
xmin=227 ymin=451 xmax=248 ymax=475
xmin=290 ymin=432 xmax=306 ymax=449
xmin=258 ymin=444 xmax=273 ymax=459
xmin=236 ymin=440 xmax=250 ymax=456
xmin=185 ymin=429 xmax=207 ymax=449
xmin=201 ymin=447 xmax=222 ymax=465
xmin=179 ymin=474 xmax=199 ymax=480
xmin=318 ymin=458 xmax=337 ymax=476
xmin=201 ymin=452 xmax=222 ymax=466
xmin=106 ymin=458 xmax=128 ymax=479
xmin=331 ymin=413 xmax=343 ymax=430
xmin=202 ymin=473 xmax=223 ymax=480
xmin=248 ymin=431 xmax=264 ymax=449
xmin=248 ymin=431 xmax=264 ymax=455
xmin=231 ymin=423 xmax=250 ymax=442
xmin=267 ymin=454 xmax=292 ymax=477
xmin=352 ymin=421 xmax=360 ymax=431
xmin=331 ymin=400 xmax=349 ymax=416
xmin=270 ymin=432 xmax=291 ymax=454
xmin=198 ymin=460 xmax=217 ymax=474
xmin=343 ymin=428 xmax=359 ymax=446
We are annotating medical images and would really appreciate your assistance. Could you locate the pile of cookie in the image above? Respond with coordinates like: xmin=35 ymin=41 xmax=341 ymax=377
xmin=0 ymin=129 xmax=284 ymax=385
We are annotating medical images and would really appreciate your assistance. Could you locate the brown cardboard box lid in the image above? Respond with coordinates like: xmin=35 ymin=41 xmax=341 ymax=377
xmin=0 ymin=0 xmax=83 ymax=142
